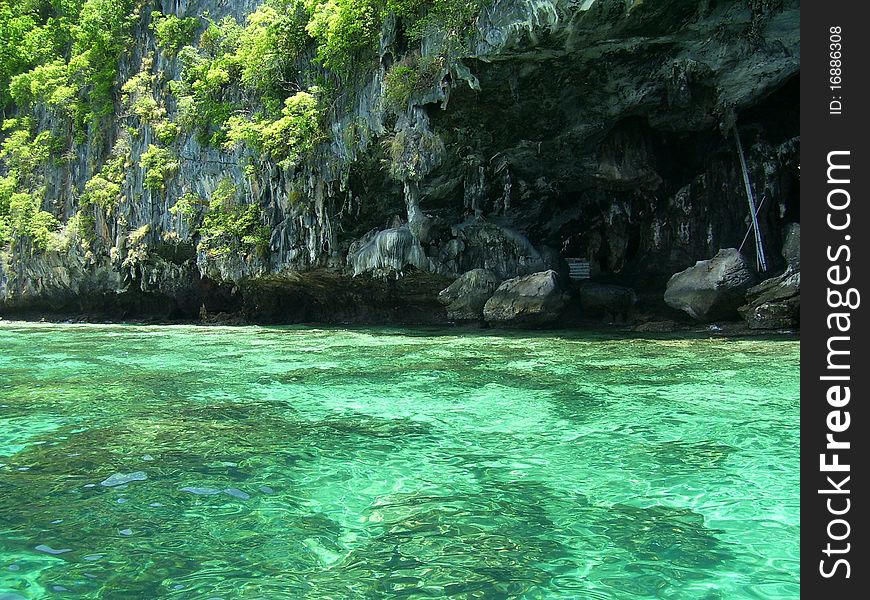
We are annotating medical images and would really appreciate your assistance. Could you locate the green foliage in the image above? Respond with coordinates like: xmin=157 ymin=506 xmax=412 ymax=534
xmin=8 ymin=59 xmax=75 ymax=110
xmin=200 ymin=179 xmax=269 ymax=255
xmin=198 ymin=15 xmax=242 ymax=57
xmin=153 ymin=120 xmax=179 ymax=144
xmin=0 ymin=214 xmax=9 ymax=246
xmin=169 ymin=191 xmax=202 ymax=220
xmin=0 ymin=0 xmax=63 ymax=109
xmin=122 ymin=58 xmax=180 ymax=143
xmin=151 ymin=11 xmax=199 ymax=56
xmin=397 ymin=0 xmax=484 ymax=48
xmin=173 ymin=17 xmax=242 ymax=145
xmin=0 ymin=120 xmax=53 ymax=174
xmin=1 ymin=0 xmax=137 ymax=129
xmin=224 ymin=89 xmax=323 ymax=168
xmin=81 ymin=135 xmax=130 ymax=210
xmin=384 ymin=55 xmax=442 ymax=110
xmin=121 ymin=58 xmax=165 ymax=122
xmin=68 ymin=0 xmax=138 ymax=123
xmin=140 ymin=144 xmax=178 ymax=191
xmin=68 ymin=210 xmax=96 ymax=245
xmin=236 ymin=2 xmax=309 ymax=96
xmin=82 ymin=174 xmax=120 ymax=210
xmin=306 ymin=0 xmax=382 ymax=73
xmin=386 ymin=0 xmax=428 ymax=19
xmin=4 ymin=190 xmax=59 ymax=250
xmin=128 ymin=222 xmax=150 ymax=244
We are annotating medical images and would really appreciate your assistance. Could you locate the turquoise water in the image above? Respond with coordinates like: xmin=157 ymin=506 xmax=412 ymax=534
xmin=0 ymin=323 xmax=799 ymax=599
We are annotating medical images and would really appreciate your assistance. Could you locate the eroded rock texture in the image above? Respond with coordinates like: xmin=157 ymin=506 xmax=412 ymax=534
xmin=0 ymin=0 xmax=800 ymax=325
xmin=664 ymin=248 xmax=758 ymax=322
xmin=483 ymin=270 xmax=569 ymax=326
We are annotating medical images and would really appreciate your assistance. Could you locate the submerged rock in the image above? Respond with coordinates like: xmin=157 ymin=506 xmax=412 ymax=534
xmin=483 ymin=270 xmax=568 ymax=326
xmin=438 ymin=269 xmax=502 ymax=321
xmin=180 ymin=487 xmax=222 ymax=496
xmin=664 ymin=249 xmax=758 ymax=322
xmin=739 ymin=270 xmax=800 ymax=329
xmin=223 ymin=488 xmax=251 ymax=500
xmin=34 ymin=545 xmax=72 ymax=555
xmin=100 ymin=472 xmax=147 ymax=487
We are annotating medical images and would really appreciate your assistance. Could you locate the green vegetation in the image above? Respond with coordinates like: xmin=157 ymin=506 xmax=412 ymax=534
xmin=0 ymin=117 xmax=60 ymax=249
xmin=121 ymin=59 xmax=163 ymax=123
xmin=1 ymin=189 xmax=59 ymax=250
xmin=140 ymin=144 xmax=179 ymax=191
xmin=151 ymin=11 xmax=199 ymax=56
xmin=235 ymin=2 xmax=309 ymax=95
xmin=172 ymin=16 xmax=242 ymax=145
xmin=128 ymin=222 xmax=151 ymax=244
xmin=81 ymin=137 xmax=131 ymax=211
xmin=169 ymin=192 xmax=202 ymax=221
xmin=306 ymin=0 xmax=382 ymax=73
xmin=384 ymin=55 xmax=443 ymax=110
xmin=0 ymin=0 xmax=487 ymax=252
xmin=68 ymin=211 xmax=96 ymax=245
xmin=2 ymin=0 xmax=140 ymax=123
xmin=224 ymin=90 xmax=323 ymax=168
xmin=199 ymin=179 xmax=270 ymax=256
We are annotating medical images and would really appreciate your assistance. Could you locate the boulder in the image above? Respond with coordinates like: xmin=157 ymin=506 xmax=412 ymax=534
xmin=438 ymin=269 xmax=502 ymax=321
xmin=483 ymin=270 xmax=568 ymax=326
xmin=576 ymin=282 xmax=637 ymax=321
xmin=781 ymin=223 xmax=800 ymax=270
xmin=664 ymin=248 xmax=758 ymax=321
xmin=739 ymin=270 xmax=800 ymax=329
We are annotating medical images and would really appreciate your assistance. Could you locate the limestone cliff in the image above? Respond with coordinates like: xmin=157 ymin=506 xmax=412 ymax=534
xmin=0 ymin=0 xmax=799 ymax=325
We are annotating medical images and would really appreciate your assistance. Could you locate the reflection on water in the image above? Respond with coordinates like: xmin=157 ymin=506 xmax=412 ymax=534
xmin=0 ymin=323 xmax=798 ymax=598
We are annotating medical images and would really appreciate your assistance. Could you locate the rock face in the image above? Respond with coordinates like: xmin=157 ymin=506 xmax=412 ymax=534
xmin=483 ymin=271 xmax=568 ymax=326
xmin=739 ymin=270 xmax=800 ymax=329
xmin=781 ymin=223 xmax=800 ymax=270
xmin=575 ymin=282 xmax=637 ymax=321
xmin=664 ymin=249 xmax=759 ymax=322
xmin=0 ymin=1 xmax=801 ymax=326
xmin=438 ymin=269 xmax=502 ymax=321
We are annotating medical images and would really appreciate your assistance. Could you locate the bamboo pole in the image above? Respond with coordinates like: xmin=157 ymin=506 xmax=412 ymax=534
xmin=734 ymin=127 xmax=767 ymax=272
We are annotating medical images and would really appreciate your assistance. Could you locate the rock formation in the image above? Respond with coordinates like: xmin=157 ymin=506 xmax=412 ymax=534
xmin=664 ymin=248 xmax=759 ymax=322
xmin=0 ymin=0 xmax=800 ymax=326
xmin=483 ymin=270 xmax=568 ymax=326
xmin=739 ymin=270 xmax=800 ymax=330
xmin=438 ymin=269 xmax=502 ymax=321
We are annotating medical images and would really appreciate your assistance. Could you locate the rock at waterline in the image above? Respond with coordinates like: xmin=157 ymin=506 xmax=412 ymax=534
xmin=100 ymin=472 xmax=147 ymax=487
xmin=739 ymin=270 xmax=800 ymax=330
xmin=664 ymin=249 xmax=758 ymax=322
xmin=438 ymin=269 xmax=502 ymax=321
xmin=575 ymin=282 xmax=637 ymax=321
xmin=483 ymin=270 xmax=568 ymax=326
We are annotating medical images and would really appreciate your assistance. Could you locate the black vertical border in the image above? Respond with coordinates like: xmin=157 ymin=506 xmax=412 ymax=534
xmin=801 ymin=1 xmax=869 ymax=596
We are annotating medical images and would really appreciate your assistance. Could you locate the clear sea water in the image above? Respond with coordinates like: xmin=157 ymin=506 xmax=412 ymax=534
xmin=0 ymin=323 xmax=799 ymax=599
